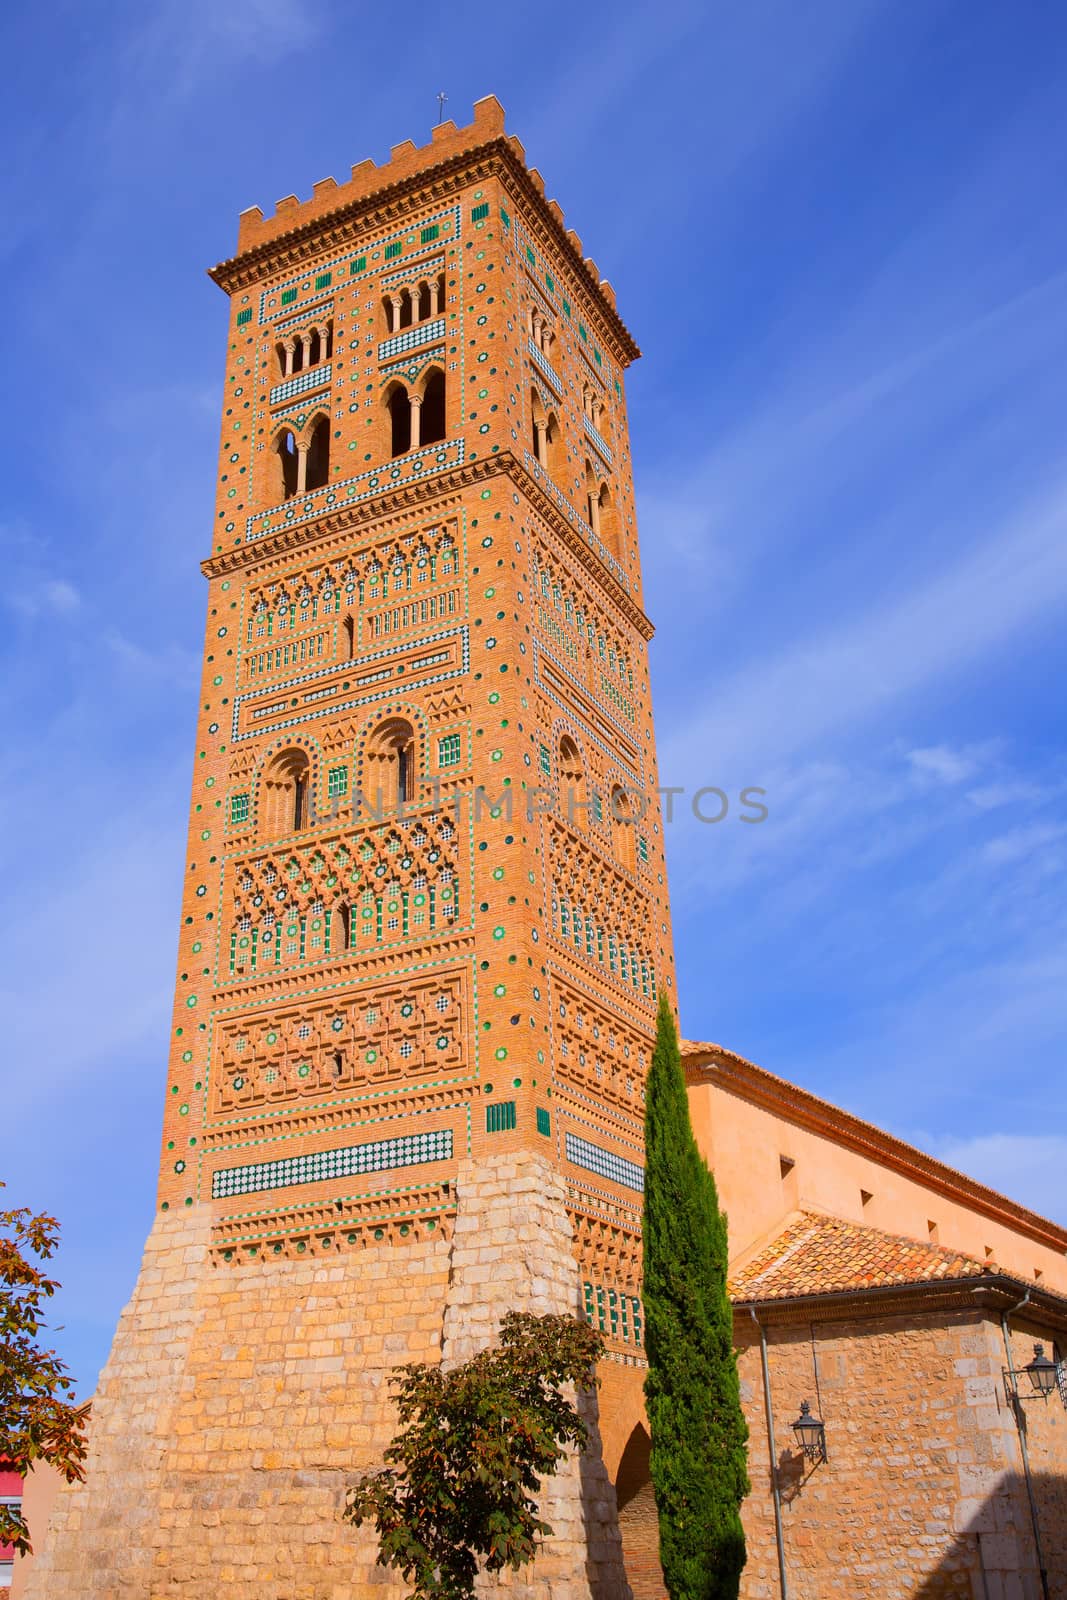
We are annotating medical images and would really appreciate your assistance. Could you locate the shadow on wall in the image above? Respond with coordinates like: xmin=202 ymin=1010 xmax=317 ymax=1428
xmin=614 ymin=1424 xmax=662 ymax=1600
xmin=576 ymin=1386 xmax=635 ymax=1600
xmin=910 ymin=1470 xmax=1066 ymax=1600
xmin=611 ymin=1442 xmax=1067 ymax=1600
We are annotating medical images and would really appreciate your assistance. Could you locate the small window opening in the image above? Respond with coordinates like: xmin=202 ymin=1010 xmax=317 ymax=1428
xmin=420 ymin=369 xmax=446 ymax=446
xmin=388 ymin=385 xmax=411 ymax=457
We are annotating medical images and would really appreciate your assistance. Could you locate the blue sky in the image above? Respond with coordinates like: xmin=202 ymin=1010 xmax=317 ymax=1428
xmin=3 ymin=0 xmax=1066 ymax=1395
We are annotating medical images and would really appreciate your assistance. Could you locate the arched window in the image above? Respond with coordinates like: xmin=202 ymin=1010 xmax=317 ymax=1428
xmin=275 ymin=429 xmax=299 ymax=500
xmin=307 ymin=327 xmax=321 ymax=367
xmin=417 ymin=281 xmax=432 ymax=321
xmin=420 ymin=368 xmax=446 ymax=447
xmin=531 ymin=389 xmax=547 ymax=464
xmin=305 ymin=417 xmax=329 ymax=491
xmin=387 ymin=383 xmax=411 ymax=458
xmin=343 ymin=614 xmax=355 ymax=659
xmin=323 ymin=320 xmax=333 ymax=361
xmin=611 ymin=786 xmax=636 ymax=872
xmin=559 ymin=735 xmax=585 ymax=825
xmin=365 ymin=717 xmax=416 ymax=810
xmin=585 ymin=461 xmax=600 ymax=534
xmin=399 ymin=288 xmax=414 ymax=329
xmin=261 ymin=748 xmax=311 ymax=837
xmin=333 ymin=903 xmax=351 ymax=951
xmin=532 ymin=404 xmax=560 ymax=474
xmin=275 ymin=341 xmax=287 ymax=380
xmin=598 ymin=485 xmax=618 ymax=556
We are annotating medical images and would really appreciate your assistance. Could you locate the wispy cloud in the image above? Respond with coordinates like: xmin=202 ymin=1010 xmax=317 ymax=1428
xmin=121 ymin=0 xmax=324 ymax=102
xmin=928 ymin=1134 xmax=1067 ymax=1227
xmin=907 ymin=744 xmax=990 ymax=785
xmin=981 ymin=822 xmax=1067 ymax=868
xmin=660 ymin=477 xmax=1067 ymax=777
xmin=8 ymin=577 xmax=81 ymax=619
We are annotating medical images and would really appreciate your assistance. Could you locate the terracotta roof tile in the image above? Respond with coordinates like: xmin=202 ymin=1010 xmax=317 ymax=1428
xmin=728 ymin=1212 xmax=988 ymax=1302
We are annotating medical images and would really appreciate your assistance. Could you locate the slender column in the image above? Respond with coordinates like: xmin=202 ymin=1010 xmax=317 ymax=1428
xmin=409 ymin=393 xmax=422 ymax=451
xmin=534 ymin=418 xmax=548 ymax=467
xmin=284 ymin=339 xmax=296 ymax=377
xmin=296 ymin=441 xmax=309 ymax=495
xmin=390 ymin=296 xmax=402 ymax=333
xmin=589 ymin=487 xmax=601 ymax=536
xmin=531 ymin=311 xmax=542 ymax=350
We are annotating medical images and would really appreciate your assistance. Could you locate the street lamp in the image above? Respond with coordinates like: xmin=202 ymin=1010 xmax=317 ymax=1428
xmin=1024 ymin=1344 xmax=1059 ymax=1399
xmin=1003 ymin=1342 xmax=1063 ymax=1406
xmin=790 ymin=1400 xmax=827 ymax=1463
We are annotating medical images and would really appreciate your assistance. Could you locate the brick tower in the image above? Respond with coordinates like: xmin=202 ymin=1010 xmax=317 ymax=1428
xmin=28 ymin=97 xmax=676 ymax=1599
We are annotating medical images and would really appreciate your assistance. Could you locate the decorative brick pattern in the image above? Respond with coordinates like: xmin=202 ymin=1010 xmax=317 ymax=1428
xmin=29 ymin=97 xmax=679 ymax=1598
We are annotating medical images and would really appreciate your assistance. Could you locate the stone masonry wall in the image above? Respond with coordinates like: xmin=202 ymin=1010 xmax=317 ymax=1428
xmin=442 ymin=1152 xmax=632 ymax=1600
xmin=27 ymin=1153 xmax=631 ymax=1600
xmin=734 ymin=1309 xmax=1064 ymax=1600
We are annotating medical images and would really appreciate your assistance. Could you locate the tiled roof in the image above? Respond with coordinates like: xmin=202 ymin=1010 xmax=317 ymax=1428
xmin=728 ymin=1212 xmax=989 ymax=1303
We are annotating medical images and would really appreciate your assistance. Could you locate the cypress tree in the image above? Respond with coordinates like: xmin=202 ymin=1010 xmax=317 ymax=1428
xmin=642 ymin=993 xmax=749 ymax=1600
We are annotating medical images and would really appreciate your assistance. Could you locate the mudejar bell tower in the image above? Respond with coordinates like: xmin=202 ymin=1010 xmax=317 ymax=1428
xmin=28 ymin=97 xmax=676 ymax=1600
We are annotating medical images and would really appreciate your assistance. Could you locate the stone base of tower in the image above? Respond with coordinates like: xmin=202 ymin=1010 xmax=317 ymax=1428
xmin=26 ymin=1154 xmax=632 ymax=1600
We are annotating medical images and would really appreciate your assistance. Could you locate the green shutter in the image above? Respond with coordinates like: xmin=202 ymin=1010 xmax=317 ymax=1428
xmin=486 ymin=1100 xmax=517 ymax=1133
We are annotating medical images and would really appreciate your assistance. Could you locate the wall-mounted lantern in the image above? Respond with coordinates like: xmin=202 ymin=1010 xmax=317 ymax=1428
xmin=1003 ymin=1342 xmax=1063 ymax=1405
xmin=790 ymin=1400 xmax=827 ymax=1463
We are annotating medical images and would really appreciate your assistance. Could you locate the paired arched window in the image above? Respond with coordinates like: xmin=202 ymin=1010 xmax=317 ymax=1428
xmin=582 ymin=384 xmax=604 ymax=431
xmin=261 ymin=748 xmax=310 ymax=837
xmin=585 ymin=462 xmax=619 ymax=557
xmin=383 ymin=275 xmax=445 ymax=334
xmin=273 ymin=416 xmax=329 ymax=501
xmin=531 ymin=390 xmax=560 ymax=473
xmin=528 ymin=304 xmax=556 ymax=358
xmin=275 ymin=321 xmax=334 ymax=380
xmin=365 ymin=717 xmax=417 ymax=810
xmin=385 ymin=368 xmax=446 ymax=459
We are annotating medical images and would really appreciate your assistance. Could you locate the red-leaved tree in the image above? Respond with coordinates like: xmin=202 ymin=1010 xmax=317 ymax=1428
xmin=0 ymin=1188 xmax=89 ymax=1554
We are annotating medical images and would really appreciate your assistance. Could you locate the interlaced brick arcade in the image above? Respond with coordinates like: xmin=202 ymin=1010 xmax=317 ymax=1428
xmin=22 ymin=99 xmax=1067 ymax=1600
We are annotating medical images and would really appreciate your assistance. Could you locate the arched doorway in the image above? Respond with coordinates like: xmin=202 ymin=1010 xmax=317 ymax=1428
xmin=615 ymin=1423 xmax=662 ymax=1599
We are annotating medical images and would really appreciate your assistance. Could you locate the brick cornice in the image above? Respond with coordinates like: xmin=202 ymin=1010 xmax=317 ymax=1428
xmin=684 ymin=1044 xmax=1067 ymax=1257
xmin=199 ymin=450 xmax=655 ymax=641
xmin=208 ymin=139 xmax=640 ymax=367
